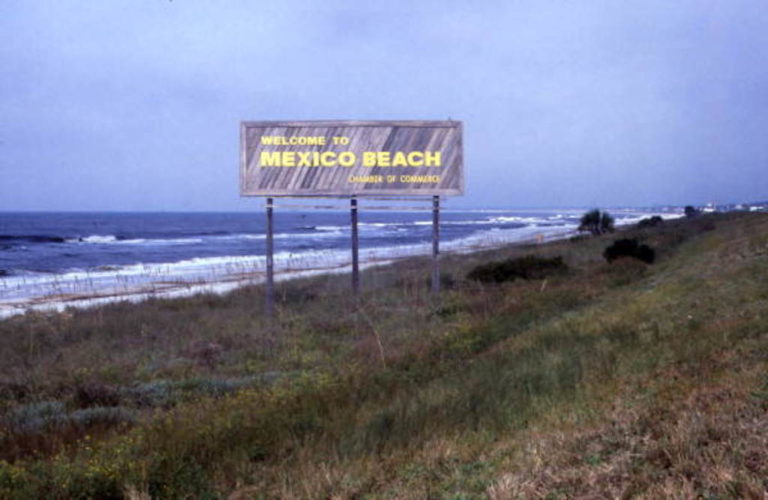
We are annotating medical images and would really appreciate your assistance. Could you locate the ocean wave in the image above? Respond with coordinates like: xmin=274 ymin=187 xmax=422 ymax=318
xmin=0 ymin=210 xmax=685 ymax=312
xmin=413 ymin=217 xmax=539 ymax=226
xmin=311 ymin=220 xmax=533 ymax=231
xmin=489 ymin=216 xmax=551 ymax=224
xmin=68 ymin=231 xmax=347 ymax=246
xmin=67 ymin=235 xmax=119 ymax=244
xmin=235 ymin=231 xmax=345 ymax=240
xmin=0 ymin=223 xmax=580 ymax=304
xmin=613 ymin=213 xmax=684 ymax=226
xmin=314 ymin=222 xmax=398 ymax=232
xmin=66 ymin=235 xmax=204 ymax=245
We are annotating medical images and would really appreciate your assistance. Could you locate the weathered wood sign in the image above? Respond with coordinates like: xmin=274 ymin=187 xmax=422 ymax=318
xmin=240 ymin=120 xmax=463 ymax=196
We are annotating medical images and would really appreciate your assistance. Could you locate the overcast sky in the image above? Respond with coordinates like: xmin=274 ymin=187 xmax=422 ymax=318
xmin=1 ymin=1 xmax=767 ymax=210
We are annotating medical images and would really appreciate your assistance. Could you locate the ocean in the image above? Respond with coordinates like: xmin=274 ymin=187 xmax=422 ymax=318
xmin=0 ymin=209 xmax=675 ymax=316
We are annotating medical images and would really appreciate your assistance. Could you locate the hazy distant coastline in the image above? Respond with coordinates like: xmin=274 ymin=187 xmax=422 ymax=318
xmin=0 ymin=209 xmax=681 ymax=318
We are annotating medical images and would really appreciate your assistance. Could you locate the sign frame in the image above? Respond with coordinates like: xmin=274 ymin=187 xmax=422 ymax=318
xmin=239 ymin=120 xmax=463 ymax=198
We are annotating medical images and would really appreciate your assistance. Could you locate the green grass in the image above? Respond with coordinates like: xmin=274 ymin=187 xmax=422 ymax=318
xmin=1 ymin=212 xmax=767 ymax=498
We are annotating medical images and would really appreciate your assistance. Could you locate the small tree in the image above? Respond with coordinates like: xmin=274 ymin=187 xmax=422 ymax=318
xmin=684 ymin=205 xmax=698 ymax=218
xmin=579 ymin=209 xmax=615 ymax=235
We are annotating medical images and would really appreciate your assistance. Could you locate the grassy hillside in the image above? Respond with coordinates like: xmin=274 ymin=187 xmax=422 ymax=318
xmin=1 ymin=212 xmax=767 ymax=498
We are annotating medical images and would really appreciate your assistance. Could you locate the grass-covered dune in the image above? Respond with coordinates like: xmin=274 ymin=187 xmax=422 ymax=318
xmin=1 ymin=212 xmax=767 ymax=498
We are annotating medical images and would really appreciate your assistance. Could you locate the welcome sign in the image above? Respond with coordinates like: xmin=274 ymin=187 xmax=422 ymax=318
xmin=240 ymin=120 xmax=463 ymax=196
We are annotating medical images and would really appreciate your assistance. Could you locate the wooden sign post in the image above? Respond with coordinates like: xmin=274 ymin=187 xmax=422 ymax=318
xmin=240 ymin=121 xmax=464 ymax=312
xmin=432 ymin=195 xmax=440 ymax=294
xmin=265 ymin=198 xmax=274 ymax=316
xmin=351 ymin=196 xmax=360 ymax=296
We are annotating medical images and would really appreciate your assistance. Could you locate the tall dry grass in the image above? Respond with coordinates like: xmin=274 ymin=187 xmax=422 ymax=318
xmin=0 ymin=212 xmax=766 ymax=498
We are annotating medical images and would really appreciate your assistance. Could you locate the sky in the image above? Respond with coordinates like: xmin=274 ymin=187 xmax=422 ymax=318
xmin=1 ymin=0 xmax=767 ymax=211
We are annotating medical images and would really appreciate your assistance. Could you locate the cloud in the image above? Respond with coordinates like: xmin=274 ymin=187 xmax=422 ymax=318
xmin=1 ymin=0 xmax=767 ymax=209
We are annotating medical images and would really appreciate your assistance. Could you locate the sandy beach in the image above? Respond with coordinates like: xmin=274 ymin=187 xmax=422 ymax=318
xmin=0 ymin=220 xmax=580 ymax=318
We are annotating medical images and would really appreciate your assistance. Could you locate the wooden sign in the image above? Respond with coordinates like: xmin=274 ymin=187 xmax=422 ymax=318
xmin=240 ymin=120 xmax=463 ymax=197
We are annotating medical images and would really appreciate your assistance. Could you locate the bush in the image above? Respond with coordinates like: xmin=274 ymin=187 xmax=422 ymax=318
xmin=123 ymin=376 xmax=268 ymax=408
xmin=3 ymin=401 xmax=135 ymax=435
xmin=637 ymin=215 xmax=663 ymax=228
xmin=467 ymin=255 xmax=568 ymax=283
xmin=74 ymin=383 xmax=121 ymax=408
xmin=68 ymin=406 xmax=136 ymax=429
xmin=4 ymin=401 xmax=67 ymax=434
xmin=175 ymin=376 xmax=260 ymax=397
xmin=578 ymin=209 xmax=615 ymax=235
xmin=603 ymin=239 xmax=655 ymax=264
xmin=125 ymin=380 xmax=175 ymax=408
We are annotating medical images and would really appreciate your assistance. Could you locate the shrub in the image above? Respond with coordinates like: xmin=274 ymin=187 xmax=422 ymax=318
xmin=578 ymin=209 xmax=615 ymax=235
xmin=467 ymin=255 xmax=568 ymax=283
xmin=637 ymin=215 xmax=664 ymax=228
xmin=68 ymin=406 xmax=136 ymax=429
xmin=603 ymin=239 xmax=655 ymax=264
xmin=3 ymin=401 xmax=134 ymax=436
xmin=4 ymin=401 xmax=67 ymax=434
xmin=0 ymin=381 xmax=30 ymax=401
xmin=685 ymin=205 xmax=699 ymax=218
xmin=175 ymin=376 xmax=259 ymax=397
xmin=123 ymin=376 xmax=269 ymax=409
xmin=125 ymin=380 xmax=175 ymax=408
xmin=74 ymin=383 xmax=121 ymax=408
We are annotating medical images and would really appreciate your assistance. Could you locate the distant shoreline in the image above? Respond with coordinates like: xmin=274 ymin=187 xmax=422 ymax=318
xmin=0 ymin=224 xmax=578 ymax=319
xmin=0 ymin=210 xmax=683 ymax=319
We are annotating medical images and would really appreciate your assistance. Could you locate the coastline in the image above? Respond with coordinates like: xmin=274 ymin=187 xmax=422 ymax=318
xmin=0 ymin=223 xmax=579 ymax=319
xmin=0 ymin=211 xmax=681 ymax=319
